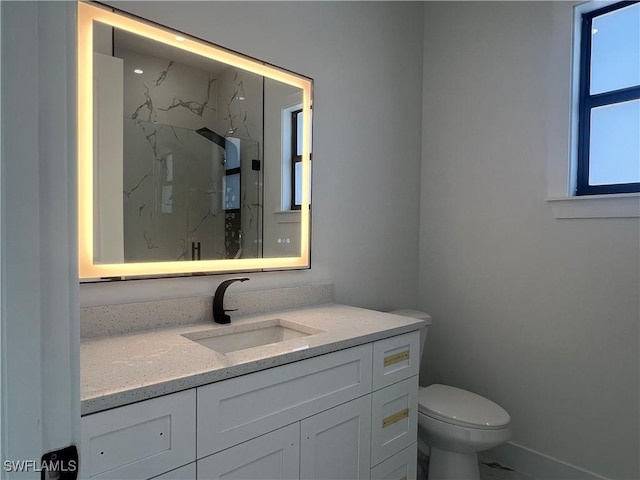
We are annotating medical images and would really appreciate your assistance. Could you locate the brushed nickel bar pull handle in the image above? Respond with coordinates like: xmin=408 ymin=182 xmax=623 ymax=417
xmin=384 ymin=350 xmax=409 ymax=367
xmin=382 ymin=408 xmax=409 ymax=428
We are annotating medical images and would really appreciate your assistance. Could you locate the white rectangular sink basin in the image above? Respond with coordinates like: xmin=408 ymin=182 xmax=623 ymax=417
xmin=182 ymin=319 xmax=324 ymax=354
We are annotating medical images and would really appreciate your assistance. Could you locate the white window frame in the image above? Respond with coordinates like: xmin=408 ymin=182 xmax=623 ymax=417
xmin=546 ymin=1 xmax=640 ymax=218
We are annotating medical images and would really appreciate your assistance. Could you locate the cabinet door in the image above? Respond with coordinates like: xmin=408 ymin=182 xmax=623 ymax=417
xmin=150 ymin=463 xmax=196 ymax=480
xmin=300 ymin=395 xmax=372 ymax=480
xmin=197 ymin=423 xmax=300 ymax=480
xmin=81 ymin=390 xmax=196 ymax=480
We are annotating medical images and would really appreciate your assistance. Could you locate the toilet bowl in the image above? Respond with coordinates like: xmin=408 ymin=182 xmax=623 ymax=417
xmin=389 ymin=310 xmax=512 ymax=480
xmin=418 ymin=384 xmax=511 ymax=480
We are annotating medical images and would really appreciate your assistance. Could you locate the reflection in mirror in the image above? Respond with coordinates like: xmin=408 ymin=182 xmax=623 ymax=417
xmin=78 ymin=2 xmax=312 ymax=278
xmin=94 ymin=24 xmax=263 ymax=263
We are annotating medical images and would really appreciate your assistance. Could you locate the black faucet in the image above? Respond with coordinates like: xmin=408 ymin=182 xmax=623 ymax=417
xmin=213 ymin=277 xmax=250 ymax=324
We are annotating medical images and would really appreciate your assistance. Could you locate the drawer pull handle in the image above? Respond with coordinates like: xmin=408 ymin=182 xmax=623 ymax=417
xmin=382 ymin=408 xmax=409 ymax=428
xmin=384 ymin=351 xmax=409 ymax=367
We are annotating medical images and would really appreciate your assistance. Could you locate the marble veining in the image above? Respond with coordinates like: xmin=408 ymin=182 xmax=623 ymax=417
xmin=81 ymin=303 xmax=425 ymax=415
xmin=123 ymin=172 xmax=152 ymax=200
xmin=159 ymin=76 xmax=217 ymax=118
xmin=115 ymin=40 xmax=262 ymax=263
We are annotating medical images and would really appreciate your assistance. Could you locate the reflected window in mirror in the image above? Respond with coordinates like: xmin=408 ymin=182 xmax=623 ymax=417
xmin=287 ymin=108 xmax=313 ymax=211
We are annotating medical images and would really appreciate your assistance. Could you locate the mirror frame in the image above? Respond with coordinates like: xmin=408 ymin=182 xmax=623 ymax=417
xmin=77 ymin=1 xmax=312 ymax=279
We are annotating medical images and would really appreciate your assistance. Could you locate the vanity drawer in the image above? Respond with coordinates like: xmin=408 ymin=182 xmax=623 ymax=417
xmin=197 ymin=343 xmax=373 ymax=458
xmin=371 ymin=376 xmax=418 ymax=467
xmin=81 ymin=389 xmax=196 ymax=480
xmin=372 ymin=332 xmax=420 ymax=391
xmin=370 ymin=443 xmax=417 ymax=480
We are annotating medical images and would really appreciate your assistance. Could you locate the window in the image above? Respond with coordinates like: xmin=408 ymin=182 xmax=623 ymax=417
xmin=576 ymin=1 xmax=640 ymax=195
xmin=290 ymin=108 xmax=312 ymax=210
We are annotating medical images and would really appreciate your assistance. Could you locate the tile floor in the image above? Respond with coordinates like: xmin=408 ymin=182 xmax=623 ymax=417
xmin=417 ymin=453 xmax=534 ymax=480
xmin=478 ymin=458 xmax=534 ymax=480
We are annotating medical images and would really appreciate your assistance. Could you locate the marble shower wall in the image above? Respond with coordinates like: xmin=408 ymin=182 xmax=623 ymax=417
xmin=122 ymin=119 xmax=226 ymax=261
xmin=215 ymin=67 xmax=263 ymax=259
xmin=116 ymin=44 xmax=263 ymax=262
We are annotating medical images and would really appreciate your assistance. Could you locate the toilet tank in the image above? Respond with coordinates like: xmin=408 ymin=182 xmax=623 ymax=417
xmin=388 ymin=309 xmax=431 ymax=364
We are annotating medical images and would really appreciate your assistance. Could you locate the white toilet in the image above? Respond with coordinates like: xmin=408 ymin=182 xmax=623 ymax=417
xmin=390 ymin=310 xmax=512 ymax=480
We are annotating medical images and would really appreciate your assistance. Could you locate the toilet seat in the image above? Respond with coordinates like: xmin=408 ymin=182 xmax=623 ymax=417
xmin=418 ymin=384 xmax=511 ymax=430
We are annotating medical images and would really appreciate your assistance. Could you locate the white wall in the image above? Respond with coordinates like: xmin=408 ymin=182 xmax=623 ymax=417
xmin=1 ymin=1 xmax=79 ymax=471
xmin=81 ymin=2 xmax=424 ymax=310
xmin=5 ymin=3 xmax=637 ymax=477
xmin=419 ymin=2 xmax=639 ymax=479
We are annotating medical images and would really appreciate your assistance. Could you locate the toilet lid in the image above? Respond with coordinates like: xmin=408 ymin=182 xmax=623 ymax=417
xmin=418 ymin=384 xmax=511 ymax=430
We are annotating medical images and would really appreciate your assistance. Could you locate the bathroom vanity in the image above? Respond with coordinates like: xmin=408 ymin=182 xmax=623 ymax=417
xmin=80 ymin=304 xmax=424 ymax=480
xmin=77 ymin=4 xmax=420 ymax=479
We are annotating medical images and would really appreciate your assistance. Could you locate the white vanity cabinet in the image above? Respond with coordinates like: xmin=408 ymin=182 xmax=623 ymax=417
xmin=81 ymin=331 xmax=420 ymax=480
xmin=196 ymin=343 xmax=373 ymax=458
xmin=300 ymin=395 xmax=372 ymax=480
xmin=369 ymin=333 xmax=421 ymax=480
xmin=371 ymin=377 xmax=419 ymax=466
xmin=197 ymin=423 xmax=300 ymax=479
xmin=196 ymin=396 xmax=373 ymax=480
xmin=80 ymin=390 xmax=196 ymax=480
xmin=370 ymin=444 xmax=418 ymax=480
xmin=151 ymin=463 xmax=197 ymax=480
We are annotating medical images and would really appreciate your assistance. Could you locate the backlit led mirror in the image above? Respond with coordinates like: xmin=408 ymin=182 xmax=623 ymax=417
xmin=78 ymin=2 xmax=312 ymax=279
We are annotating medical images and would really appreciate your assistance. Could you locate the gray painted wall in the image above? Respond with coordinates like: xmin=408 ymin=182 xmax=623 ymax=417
xmin=81 ymin=1 xmax=424 ymax=311
xmin=419 ymin=3 xmax=639 ymax=479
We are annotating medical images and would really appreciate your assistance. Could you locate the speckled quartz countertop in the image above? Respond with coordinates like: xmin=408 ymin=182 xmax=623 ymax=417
xmin=81 ymin=303 xmax=425 ymax=415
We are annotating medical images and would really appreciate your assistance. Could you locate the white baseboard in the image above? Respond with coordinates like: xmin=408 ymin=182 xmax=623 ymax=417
xmin=483 ymin=442 xmax=609 ymax=480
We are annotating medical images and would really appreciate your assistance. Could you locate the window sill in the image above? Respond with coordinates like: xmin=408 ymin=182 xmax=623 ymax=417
xmin=547 ymin=193 xmax=640 ymax=218
xmin=273 ymin=210 xmax=301 ymax=224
